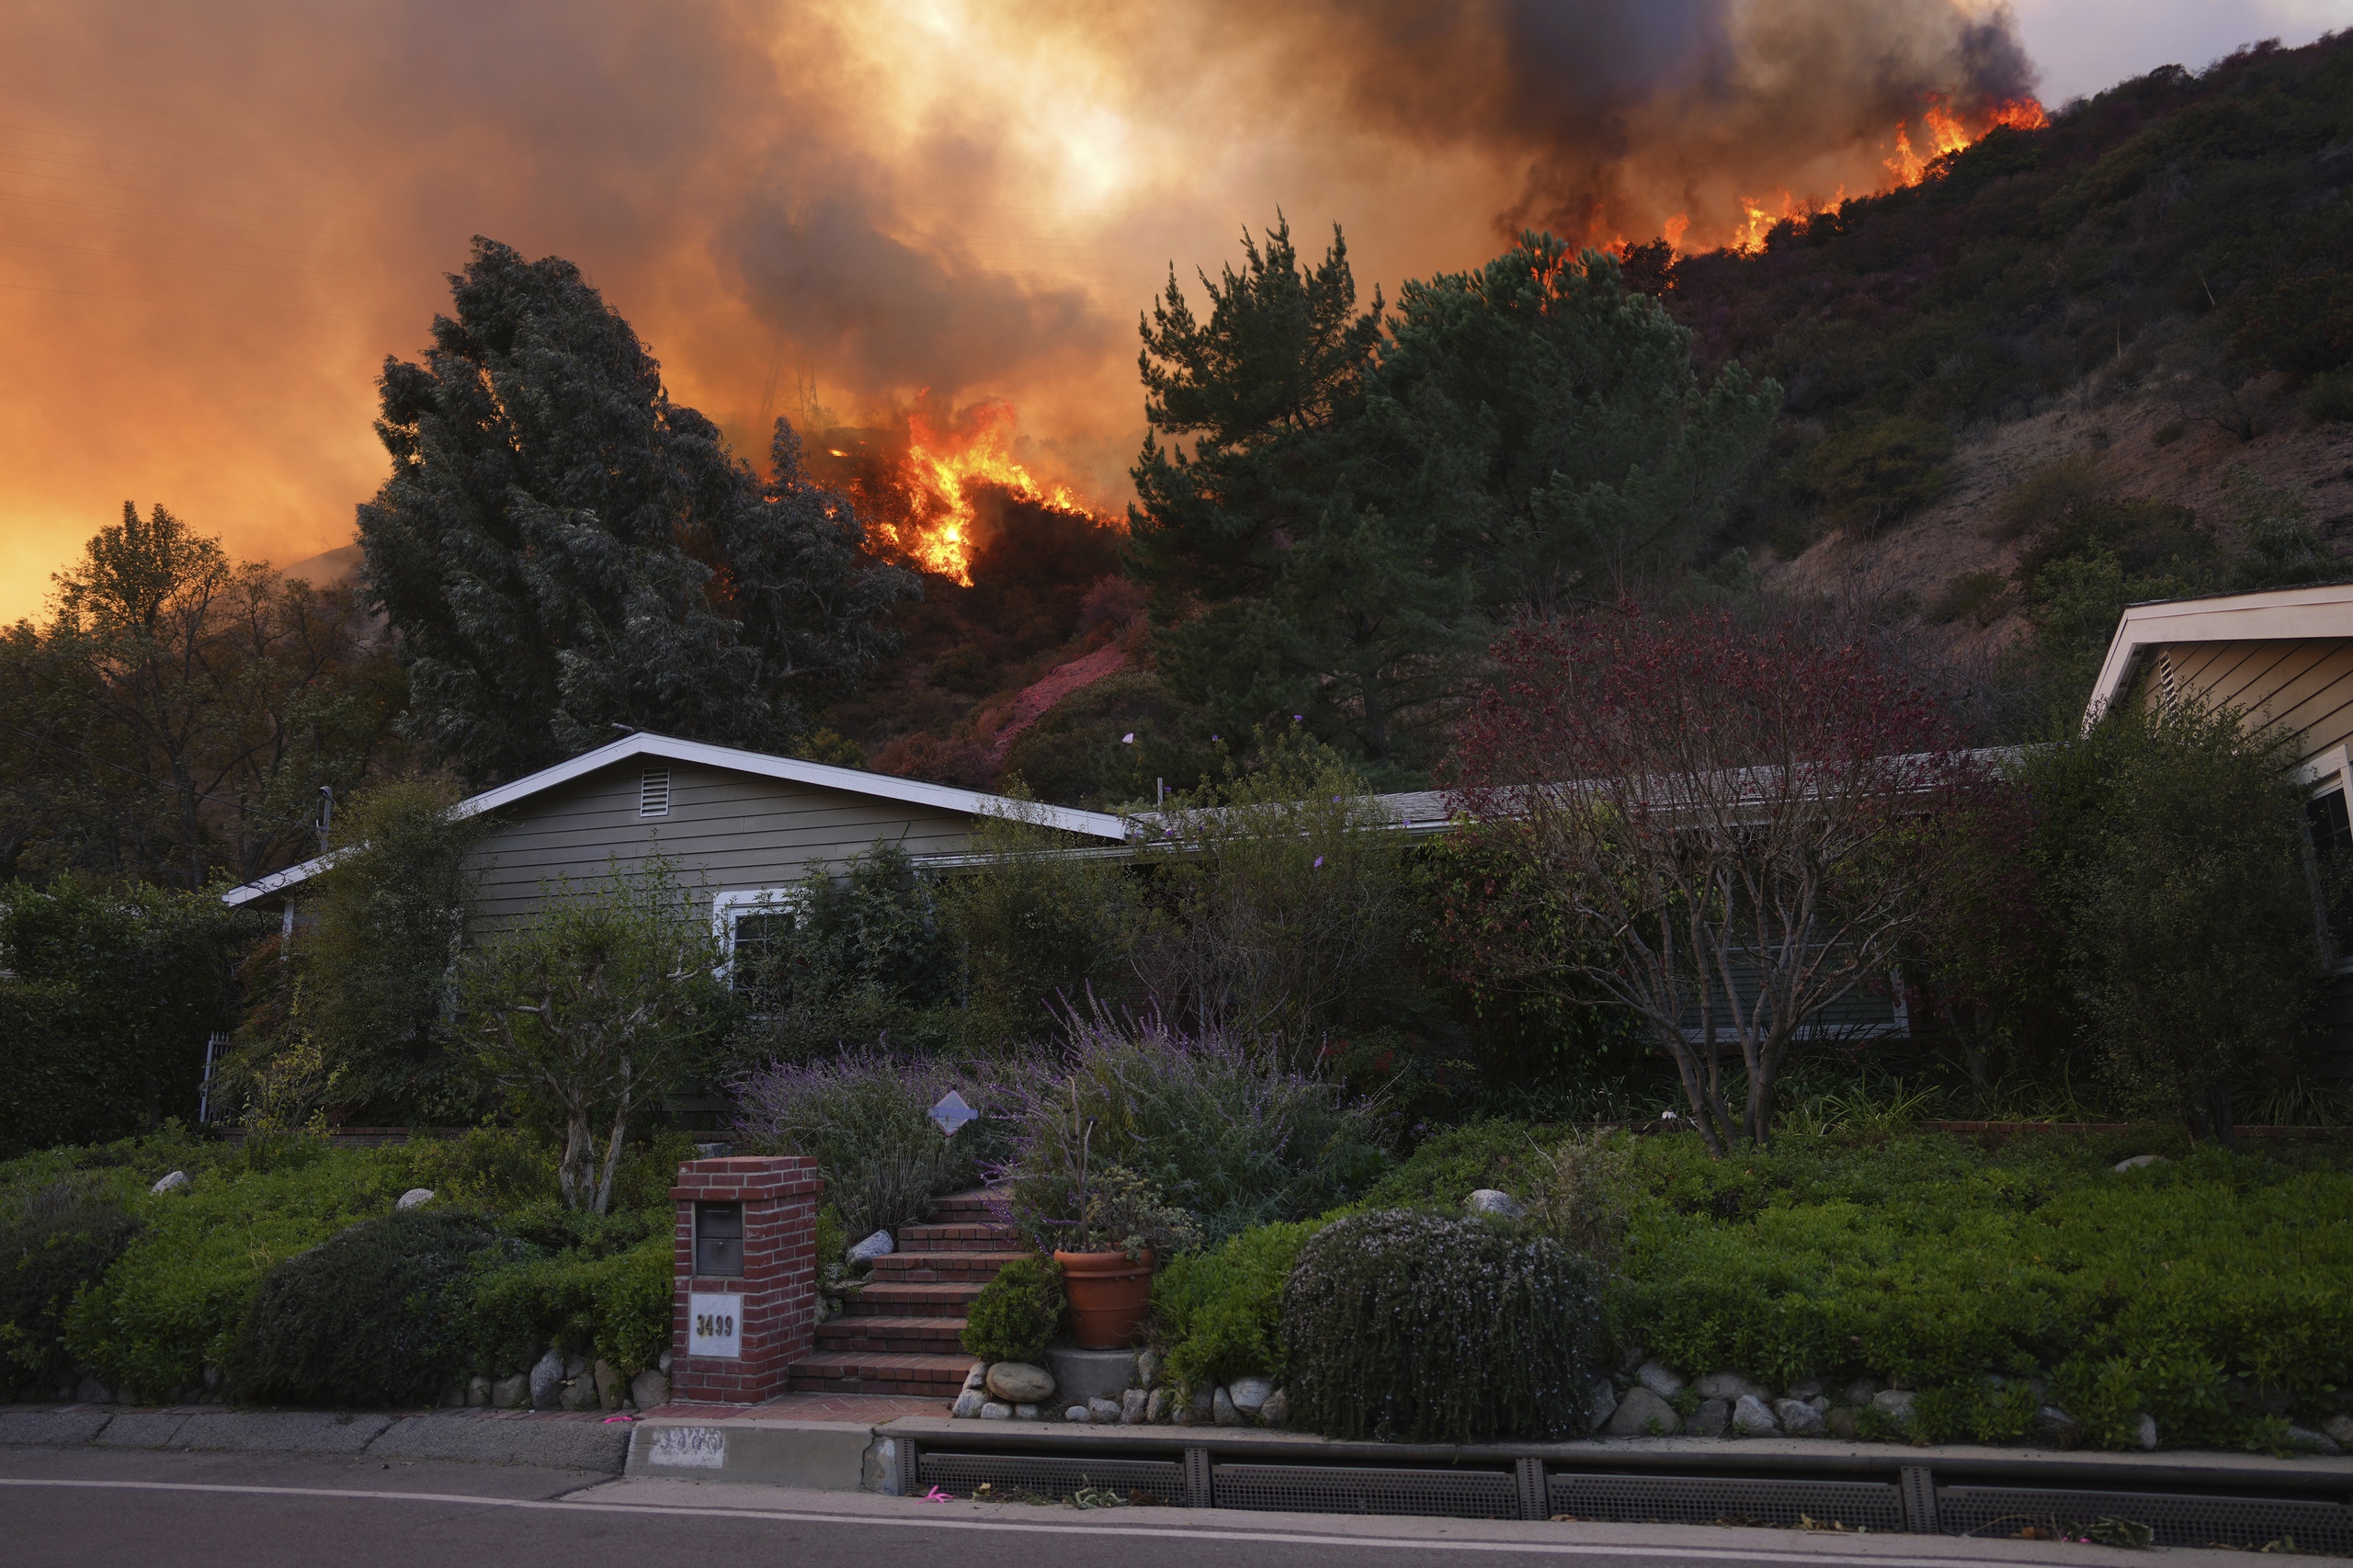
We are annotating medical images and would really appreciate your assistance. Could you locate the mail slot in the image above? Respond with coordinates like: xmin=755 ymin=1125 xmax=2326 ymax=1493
xmin=695 ymin=1200 xmax=744 ymax=1277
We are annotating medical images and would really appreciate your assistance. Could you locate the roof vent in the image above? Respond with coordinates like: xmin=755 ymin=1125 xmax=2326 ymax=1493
xmin=639 ymin=767 xmax=672 ymax=819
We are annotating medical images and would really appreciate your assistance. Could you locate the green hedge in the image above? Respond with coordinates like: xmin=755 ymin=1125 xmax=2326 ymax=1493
xmin=1152 ymin=1220 xmax=1323 ymax=1394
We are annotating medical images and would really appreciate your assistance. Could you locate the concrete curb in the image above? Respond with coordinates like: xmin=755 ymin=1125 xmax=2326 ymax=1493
xmin=624 ymin=1417 xmax=878 ymax=1491
xmin=0 ymin=1406 xmax=632 ymax=1473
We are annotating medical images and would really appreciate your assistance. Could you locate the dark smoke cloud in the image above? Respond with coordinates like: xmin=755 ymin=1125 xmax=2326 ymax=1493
xmin=0 ymin=0 xmax=2041 ymax=619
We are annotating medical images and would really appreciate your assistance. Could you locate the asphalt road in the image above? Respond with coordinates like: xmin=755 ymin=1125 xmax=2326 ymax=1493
xmin=0 ymin=1445 xmax=2256 ymax=1568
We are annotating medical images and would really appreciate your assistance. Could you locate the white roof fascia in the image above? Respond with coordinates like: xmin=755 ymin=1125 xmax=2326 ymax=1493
xmin=2082 ymin=584 xmax=2353 ymax=731
xmin=219 ymin=730 xmax=1131 ymax=907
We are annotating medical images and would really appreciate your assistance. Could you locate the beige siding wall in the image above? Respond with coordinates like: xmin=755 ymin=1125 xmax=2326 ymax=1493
xmin=2143 ymin=637 xmax=2353 ymax=770
xmin=465 ymin=759 xmax=980 ymax=926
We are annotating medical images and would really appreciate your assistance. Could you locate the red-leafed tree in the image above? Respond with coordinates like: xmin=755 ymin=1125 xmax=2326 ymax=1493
xmin=1442 ymin=608 xmax=1980 ymax=1153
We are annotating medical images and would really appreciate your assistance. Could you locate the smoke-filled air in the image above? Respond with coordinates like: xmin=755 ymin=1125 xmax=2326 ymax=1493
xmin=0 ymin=0 xmax=2055 ymax=614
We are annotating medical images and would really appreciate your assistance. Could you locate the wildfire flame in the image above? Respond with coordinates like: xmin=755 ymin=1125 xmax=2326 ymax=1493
xmin=859 ymin=400 xmax=1093 ymax=585
xmin=1672 ymin=93 xmax=2047 ymax=257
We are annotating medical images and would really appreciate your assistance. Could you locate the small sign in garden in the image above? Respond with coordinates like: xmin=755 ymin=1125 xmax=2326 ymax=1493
xmin=930 ymin=1089 xmax=978 ymax=1137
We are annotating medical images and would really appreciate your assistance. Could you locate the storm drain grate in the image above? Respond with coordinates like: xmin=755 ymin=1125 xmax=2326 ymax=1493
xmin=1936 ymin=1485 xmax=2353 ymax=1554
xmin=918 ymin=1451 xmax=1186 ymax=1506
xmin=1549 ymin=1472 xmax=1905 ymax=1532
xmin=1211 ymin=1462 xmax=1519 ymax=1518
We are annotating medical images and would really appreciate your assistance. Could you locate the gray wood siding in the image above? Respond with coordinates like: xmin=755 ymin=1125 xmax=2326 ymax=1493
xmin=2144 ymin=638 xmax=2353 ymax=771
xmin=465 ymin=759 xmax=981 ymax=925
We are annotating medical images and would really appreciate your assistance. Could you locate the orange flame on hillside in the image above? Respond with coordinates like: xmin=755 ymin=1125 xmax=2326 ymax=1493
xmin=858 ymin=400 xmax=1093 ymax=585
xmin=1686 ymin=93 xmax=2047 ymax=256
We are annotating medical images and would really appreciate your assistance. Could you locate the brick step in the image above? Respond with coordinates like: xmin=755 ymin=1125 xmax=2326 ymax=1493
xmin=900 ymin=1221 xmax=1021 ymax=1254
xmin=848 ymin=1281 xmax=986 ymax=1317
xmin=867 ymin=1250 xmax=1014 ymax=1283
xmin=785 ymin=1351 xmax=972 ymax=1396
xmin=927 ymin=1189 xmax=1003 ymax=1217
xmin=815 ymin=1313 xmax=969 ymax=1355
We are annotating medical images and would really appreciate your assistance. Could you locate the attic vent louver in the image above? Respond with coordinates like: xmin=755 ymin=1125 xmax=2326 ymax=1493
xmin=2158 ymin=652 xmax=2178 ymax=715
xmin=639 ymin=767 xmax=672 ymax=818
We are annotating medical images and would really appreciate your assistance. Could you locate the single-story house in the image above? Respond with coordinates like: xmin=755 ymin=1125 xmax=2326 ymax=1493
xmin=2084 ymin=580 xmax=2353 ymax=1084
xmin=222 ymin=730 xmax=1133 ymax=964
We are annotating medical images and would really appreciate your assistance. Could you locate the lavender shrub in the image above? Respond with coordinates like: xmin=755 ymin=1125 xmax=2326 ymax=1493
xmin=992 ymin=1009 xmax=1390 ymax=1250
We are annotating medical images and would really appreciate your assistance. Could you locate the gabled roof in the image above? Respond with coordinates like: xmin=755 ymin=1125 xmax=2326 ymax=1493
xmin=221 ymin=730 xmax=1131 ymax=907
xmin=2083 ymin=582 xmax=2353 ymax=729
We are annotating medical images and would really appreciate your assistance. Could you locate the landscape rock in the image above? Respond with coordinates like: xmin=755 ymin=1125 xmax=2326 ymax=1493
xmin=1015 ymin=1403 xmax=1040 ymax=1420
xmin=985 ymin=1362 xmax=1055 ymax=1403
xmin=1064 ymin=1404 xmax=1090 ymax=1423
xmin=1870 ymin=1389 xmax=1915 ymax=1426
xmin=1784 ymin=1379 xmax=1824 ymax=1402
xmin=1145 ymin=1389 xmax=1173 ymax=1423
xmin=1586 ymin=1378 xmax=1619 ymax=1432
xmin=1213 ymin=1386 xmax=1243 ymax=1426
xmin=74 ymin=1377 xmax=111 ymax=1405
xmin=593 ymin=1360 xmax=622 ymax=1410
xmin=2112 ymin=1154 xmax=2166 ymax=1173
xmin=1466 ymin=1188 xmax=1524 ymax=1218
xmin=963 ymin=1363 xmax=989 ymax=1392
xmin=658 ymin=1349 xmax=673 ymax=1374
xmin=559 ymin=1376 xmax=597 ymax=1412
xmin=1776 ymin=1399 xmax=1826 ymax=1437
xmin=979 ymin=1402 xmax=1011 ymax=1421
xmin=1636 ymin=1359 xmax=1687 ymax=1400
xmin=2136 ymin=1414 xmax=2159 ymax=1450
xmin=2324 ymin=1414 xmax=2353 ymax=1447
xmin=1695 ymin=1371 xmax=1764 ymax=1403
xmin=1228 ymin=1376 xmax=1274 ymax=1415
xmin=2035 ymin=1405 xmax=2083 ymax=1447
xmin=1825 ymin=1406 xmax=1860 ymax=1440
xmin=1258 ymin=1389 xmax=1289 ymax=1428
xmin=2284 ymin=1426 xmax=2342 ymax=1455
xmin=491 ymin=1373 xmax=528 ymax=1410
xmin=466 ymin=1375 xmax=491 ymax=1408
xmin=1120 ymin=1389 xmax=1148 ymax=1424
xmin=1088 ymin=1396 xmax=1123 ymax=1424
xmin=630 ymin=1369 xmax=668 ymax=1412
xmin=395 ymin=1187 xmax=435 ymax=1210
xmin=1136 ymin=1348 xmax=1161 ymax=1389
xmin=848 ymin=1229 xmax=894 ymax=1262
xmin=1686 ymin=1398 xmax=1730 ymax=1438
xmin=529 ymin=1350 xmax=565 ymax=1411
xmin=1732 ymin=1394 xmax=1780 ymax=1436
xmin=150 ymin=1171 xmax=188 ymax=1195
xmin=1606 ymin=1386 xmax=1678 ymax=1437
xmin=564 ymin=1355 xmax=587 ymax=1381
xmin=952 ymin=1390 xmax=985 ymax=1419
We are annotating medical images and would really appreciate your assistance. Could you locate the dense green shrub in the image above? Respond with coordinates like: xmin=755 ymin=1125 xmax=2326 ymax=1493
xmin=1 ymin=1177 xmax=141 ymax=1387
xmin=471 ymin=1230 xmax=672 ymax=1375
xmin=0 ymin=879 xmax=252 ymax=1157
xmin=234 ymin=1210 xmax=498 ymax=1405
xmin=1284 ymin=1210 xmax=1606 ymax=1443
xmin=1152 ymin=1220 xmax=1323 ymax=1395
xmin=960 ymin=1254 xmax=1064 ymax=1363
xmin=1615 ymin=1131 xmax=2353 ymax=1448
xmin=1356 ymin=1119 xmax=1567 ymax=1210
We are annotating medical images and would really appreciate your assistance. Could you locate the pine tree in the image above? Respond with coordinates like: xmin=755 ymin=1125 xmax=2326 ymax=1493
xmin=358 ymin=238 xmax=915 ymax=786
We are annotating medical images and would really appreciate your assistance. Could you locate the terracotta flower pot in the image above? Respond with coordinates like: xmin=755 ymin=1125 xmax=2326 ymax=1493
xmin=1053 ymin=1247 xmax=1156 ymax=1349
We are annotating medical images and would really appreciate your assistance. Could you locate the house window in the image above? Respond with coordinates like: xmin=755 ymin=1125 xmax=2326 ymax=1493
xmin=712 ymin=889 xmax=807 ymax=1006
xmin=2305 ymin=788 xmax=2353 ymax=957
xmin=639 ymin=767 xmax=672 ymax=818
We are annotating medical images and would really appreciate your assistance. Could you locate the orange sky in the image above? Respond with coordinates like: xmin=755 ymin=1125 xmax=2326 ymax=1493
xmin=0 ymin=0 xmax=2046 ymax=624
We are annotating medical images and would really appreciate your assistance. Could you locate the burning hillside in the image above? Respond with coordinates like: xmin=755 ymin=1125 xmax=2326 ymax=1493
xmin=808 ymin=401 xmax=1110 ymax=585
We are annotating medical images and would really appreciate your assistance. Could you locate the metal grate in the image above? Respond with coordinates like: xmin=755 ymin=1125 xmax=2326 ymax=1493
xmin=1212 ymin=1462 xmax=1519 ymax=1519
xmin=639 ymin=767 xmax=671 ymax=818
xmin=1549 ymin=1472 xmax=1906 ymax=1532
xmin=920 ymin=1451 xmax=1186 ymax=1507
xmin=1936 ymin=1486 xmax=2353 ymax=1554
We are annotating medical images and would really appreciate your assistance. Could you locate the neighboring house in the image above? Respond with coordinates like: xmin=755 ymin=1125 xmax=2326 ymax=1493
xmin=2085 ymin=581 xmax=2353 ymax=1084
xmin=219 ymin=731 xmax=1131 ymax=965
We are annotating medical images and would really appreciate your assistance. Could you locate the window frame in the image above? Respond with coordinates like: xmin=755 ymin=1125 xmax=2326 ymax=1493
xmin=711 ymin=886 xmax=810 ymax=989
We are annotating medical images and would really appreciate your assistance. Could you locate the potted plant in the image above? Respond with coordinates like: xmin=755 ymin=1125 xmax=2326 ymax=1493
xmin=1004 ymin=1109 xmax=1199 ymax=1348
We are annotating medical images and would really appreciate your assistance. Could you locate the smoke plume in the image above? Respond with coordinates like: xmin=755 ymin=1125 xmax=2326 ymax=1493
xmin=0 ymin=0 xmax=2037 ymax=620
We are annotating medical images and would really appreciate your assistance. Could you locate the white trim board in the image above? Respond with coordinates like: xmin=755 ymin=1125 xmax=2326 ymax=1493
xmin=2082 ymin=583 xmax=2353 ymax=729
xmin=220 ymin=730 xmax=1131 ymax=907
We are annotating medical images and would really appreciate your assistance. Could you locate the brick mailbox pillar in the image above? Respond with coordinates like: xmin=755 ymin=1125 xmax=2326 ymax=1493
xmin=669 ymin=1155 xmax=821 ymax=1404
